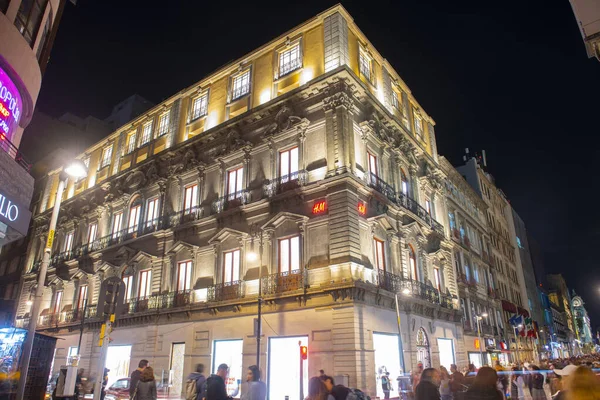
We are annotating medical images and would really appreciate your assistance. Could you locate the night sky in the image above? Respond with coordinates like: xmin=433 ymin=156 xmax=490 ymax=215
xmin=32 ymin=1 xmax=600 ymax=324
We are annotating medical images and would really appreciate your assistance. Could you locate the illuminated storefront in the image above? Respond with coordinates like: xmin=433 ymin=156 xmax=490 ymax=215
xmin=0 ymin=66 xmax=22 ymax=142
xmin=373 ymin=333 xmax=402 ymax=399
xmin=212 ymin=339 xmax=243 ymax=397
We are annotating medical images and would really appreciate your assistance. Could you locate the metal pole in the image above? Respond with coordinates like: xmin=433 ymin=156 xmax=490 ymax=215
xmin=17 ymin=177 xmax=66 ymax=400
xmin=513 ymin=329 xmax=521 ymax=364
xmin=299 ymin=341 xmax=304 ymax=400
xmin=477 ymin=318 xmax=484 ymax=367
xmin=256 ymin=235 xmax=263 ymax=369
xmin=77 ymin=298 xmax=88 ymax=355
xmin=93 ymin=317 xmax=111 ymax=400
xmin=394 ymin=294 xmax=406 ymax=373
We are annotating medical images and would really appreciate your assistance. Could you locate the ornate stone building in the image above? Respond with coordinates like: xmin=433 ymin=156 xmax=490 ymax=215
xmin=15 ymin=5 xmax=464 ymax=398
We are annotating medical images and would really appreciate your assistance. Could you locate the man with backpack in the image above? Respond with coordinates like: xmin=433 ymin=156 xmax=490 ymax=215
xmin=322 ymin=375 xmax=369 ymax=400
xmin=186 ymin=363 xmax=207 ymax=400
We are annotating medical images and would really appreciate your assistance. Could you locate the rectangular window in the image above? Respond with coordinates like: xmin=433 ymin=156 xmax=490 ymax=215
xmin=141 ymin=122 xmax=153 ymax=145
xmin=87 ymin=223 xmax=97 ymax=245
xmin=433 ymin=267 xmax=441 ymax=291
xmin=126 ymin=132 xmax=136 ymax=154
xmin=368 ymin=152 xmax=378 ymax=177
xmin=231 ymin=70 xmax=251 ymax=101
xmin=373 ymin=239 xmax=385 ymax=271
xmin=391 ymin=90 xmax=400 ymax=110
xmin=112 ymin=212 xmax=123 ymax=239
xmin=158 ymin=113 xmax=170 ymax=136
xmin=425 ymin=200 xmax=432 ymax=215
xmin=359 ymin=49 xmax=372 ymax=82
xmin=191 ymin=94 xmax=208 ymax=120
xmin=64 ymin=231 xmax=74 ymax=253
xmin=146 ymin=197 xmax=160 ymax=226
xmin=279 ymin=236 xmax=300 ymax=273
xmin=223 ymin=249 xmax=240 ymax=284
xmin=183 ymin=184 xmax=198 ymax=213
xmin=279 ymin=43 xmax=301 ymax=77
xmin=138 ymin=269 xmax=152 ymax=298
xmin=227 ymin=167 xmax=244 ymax=198
xmin=177 ymin=261 xmax=193 ymax=291
xmin=53 ymin=290 xmax=63 ymax=314
xmin=414 ymin=113 xmax=423 ymax=139
xmin=100 ymin=145 xmax=113 ymax=169
xmin=77 ymin=285 xmax=88 ymax=310
xmin=128 ymin=204 xmax=141 ymax=233
xmin=279 ymin=147 xmax=299 ymax=180
xmin=123 ymin=275 xmax=133 ymax=303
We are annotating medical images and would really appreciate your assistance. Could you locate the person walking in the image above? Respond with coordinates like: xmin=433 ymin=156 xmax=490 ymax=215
xmin=186 ymin=363 xmax=207 ymax=400
xmin=530 ymin=366 xmax=547 ymax=400
xmin=439 ymin=367 xmax=451 ymax=400
xmin=449 ymin=364 xmax=464 ymax=395
xmin=306 ymin=376 xmax=332 ymax=400
xmin=241 ymin=365 xmax=266 ymax=400
xmin=130 ymin=360 xmax=149 ymax=399
xmin=206 ymin=363 xmax=231 ymax=400
xmin=412 ymin=363 xmax=424 ymax=392
xmin=510 ymin=367 xmax=525 ymax=400
xmin=461 ymin=367 xmax=503 ymax=400
xmin=415 ymin=368 xmax=441 ymax=400
xmin=382 ymin=372 xmax=392 ymax=399
xmin=134 ymin=366 xmax=157 ymax=400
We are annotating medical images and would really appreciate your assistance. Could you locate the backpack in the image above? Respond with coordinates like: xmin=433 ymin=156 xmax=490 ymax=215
xmin=185 ymin=378 xmax=198 ymax=400
xmin=346 ymin=388 xmax=370 ymax=400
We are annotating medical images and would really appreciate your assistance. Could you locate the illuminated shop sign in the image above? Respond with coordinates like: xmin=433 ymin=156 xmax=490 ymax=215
xmin=0 ymin=66 xmax=22 ymax=140
xmin=312 ymin=199 xmax=327 ymax=215
xmin=0 ymin=191 xmax=31 ymax=236
xmin=358 ymin=201 xmax=367 ymax=216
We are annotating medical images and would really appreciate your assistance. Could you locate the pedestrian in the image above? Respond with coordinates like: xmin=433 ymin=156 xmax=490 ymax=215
xmin=552 ymin=364 xmax=578 ymax=400
xmin=101 ymin=368 xmax=109 ymax=400
xmin=461 ymin=367 xmax=503 ymax=400
xmin=134 ymin=366 xmax=157 ymax=400
xmin=206 ymin=363 xmax=232 ymax=400
xmin=321 ymin=375 xmax=350 ymax=400
xmin=439 ymin=367 xmax=451 ymax=400
xmin=415 ymin=368 xmax=441 ymax=400
xmin=320 ymin=370 xmax=326 ymax=379
xmin=510 ymin=367 xmax=525 ymax=400
xmin=186 ymin=363 xmax=207 ymax=400
xmin=564 ymin=365 xmax=600 ymax=400
xmin=463 ymin=364 xmax=476 ymax=388
xmin=306 ymin=376 xmax=332 ymax=400
xmin=530 ymin=366 xmax=547 ymax=400
xmin=412 ymin=363 xmax=424 ymax=392
xmin=382 ymin=372 xmax=392 ymax=399
xmin=130 ymin=359 xmax=149 ymax=399
xmin=241 ymin=365 xmax=266 ymax=400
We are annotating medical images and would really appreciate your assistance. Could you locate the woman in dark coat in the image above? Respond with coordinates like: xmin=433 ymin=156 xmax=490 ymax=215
xmin=461 ymin=367 xmax=504 ymax=400
xmin=133 ymin=366 xmax=157 ymax=400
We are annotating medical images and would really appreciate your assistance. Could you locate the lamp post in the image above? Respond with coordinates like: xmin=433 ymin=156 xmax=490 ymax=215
xmin=17 ymin=160 xmax=88 ymax=400
xmin=514 ymin=324 xmax=523 ymax=364
xmin=476 ymin=313 xmax=488 ymax=367
xmin=247 ymin=225 xmax=264 ymax=370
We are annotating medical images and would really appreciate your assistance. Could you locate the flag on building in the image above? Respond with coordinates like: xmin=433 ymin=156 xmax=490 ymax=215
xmin=509 ymin=314 xmax=525 ymax=336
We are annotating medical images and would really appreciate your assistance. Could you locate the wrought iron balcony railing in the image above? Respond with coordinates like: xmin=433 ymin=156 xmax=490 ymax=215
xmin=212 ymin=190 xmax=251 ymax=213
xmin=263 ymin=170 xmax=307 ymax=197
xmin=231 ymin=83 xmax=250 ymax=102
xmin=279 ymin=58 xmax=302 ymax=78
xmin=376 ymin=270 xmax=455 ymax=309
xmin=0 ymin=133 xmax=31 ymax=171
xmin=368 ymin=173 xmax=396 ymax=202
xmin=261 ymin=269 xmax=304 ymax=295
xmin=128 ymin=290 xmax=192 ymax=313
xmin=208 ymin=281 xmax=245 ymax=302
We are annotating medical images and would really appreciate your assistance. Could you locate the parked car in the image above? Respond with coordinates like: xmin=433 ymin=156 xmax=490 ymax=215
xmin=105 ymin=377 xmax=181 ymax=400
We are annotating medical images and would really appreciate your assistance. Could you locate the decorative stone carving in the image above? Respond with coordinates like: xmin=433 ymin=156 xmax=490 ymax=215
xmin=264 ymin=104 xmax=304 ymax=137
xmin=124 ymin=170 xmax=147 ymax=191
xmin=323 ymin=91 xmax=352 ymax=111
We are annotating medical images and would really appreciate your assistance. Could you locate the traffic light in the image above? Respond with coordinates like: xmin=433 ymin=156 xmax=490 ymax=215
xmin=96 ymin=276 xmax=123 ymax=318
xmin=300 ymin=345 xmax=308 ymax=360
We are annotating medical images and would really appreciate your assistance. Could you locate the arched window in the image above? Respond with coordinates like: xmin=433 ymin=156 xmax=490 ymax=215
xmin=400 ymin=168 xmax=409 ymax=196
xmin=408 ymin=244 xmax=418 ymax=281
xmin=128 ymin=196 xmax=142 ymax=233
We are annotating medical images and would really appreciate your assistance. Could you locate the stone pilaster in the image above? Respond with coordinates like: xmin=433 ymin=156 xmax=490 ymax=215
xmin=324 ymin=12 xmax=349 ymax=72
xmin=323 ymin=91 xmax=355 ymax=175
xmin=327 ymin=187 xmax=362 ymax=266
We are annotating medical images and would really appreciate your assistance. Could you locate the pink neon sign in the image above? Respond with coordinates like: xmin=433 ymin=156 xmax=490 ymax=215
xmin=0 ymin=66 xmax=22 ymax=141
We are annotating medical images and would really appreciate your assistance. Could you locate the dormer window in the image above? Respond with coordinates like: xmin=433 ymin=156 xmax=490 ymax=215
xmin=278 ymin=42 xmax=302 ymax=77
xmin=158 ymin=112 xmax=170 ymax=137
xmin=231 ymin=70 xmax=251 ymax=101
xmin=99 ymin=145 xmax=113 ymax=169
xmin=191 ymin=94 xmax=208 ymax=120
xmin=141 ymin=121 xmax=153 ymax=145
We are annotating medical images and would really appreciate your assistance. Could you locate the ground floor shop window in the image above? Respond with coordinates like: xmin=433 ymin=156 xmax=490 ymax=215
xmin=436 ymin=338 xmax=455 ymax=370
xmin=170 ymin=343 xmax=185 ymax=397
xmin=105 ymin=345 xmax=132 ymax=388
xmin=213 ymin=339 xmax=243 ymax=397
xmin=373 ymin=332 xmax=403 ymax=400
xmin=268 ymin=336 xmax=308 ymax=400
xmin=468 ymin=352 xmax=483 ymax=369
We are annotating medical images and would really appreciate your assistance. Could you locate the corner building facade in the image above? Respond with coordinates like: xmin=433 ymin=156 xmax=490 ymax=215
xmin=16 ymin=6 xmax=464 ymax=398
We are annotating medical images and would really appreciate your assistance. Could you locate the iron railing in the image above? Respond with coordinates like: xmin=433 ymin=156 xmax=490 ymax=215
xmin=208 ymin=281 xmax=245 ymax=302
xmin=263 ymin=170 xmax=307 ymax=197
xmin=261 ymin=270 xmax=304 ymax=295
xmin=231 ymin=83 xmax=250 ymax=101
xmin=128 ymin=290 xmax=192 ymax=313
xmin=0 ymin=134 xmax=31 ymax=171
xmin=212 ymin=190 xmax=250 ymax=213
xmin=368 ymin=173 xmax=396 ymax=202
xmin=279 ymin=58 xmax=302 ymax=77
xmin=376 ymin=270 xmax=455 ymax=309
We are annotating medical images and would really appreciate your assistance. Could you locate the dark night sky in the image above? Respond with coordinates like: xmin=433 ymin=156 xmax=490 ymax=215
xmin=33 ymin=1 xmax=600 ymax=323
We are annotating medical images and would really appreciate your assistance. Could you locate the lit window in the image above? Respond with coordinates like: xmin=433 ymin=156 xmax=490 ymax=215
xmin=279 ymin=236 xmax=300 ymax=273
xmin=409 ymin=245 xmax=418 ymax=281
xmin=177 ymin=260 xmax=193 ymax=291
xmin=373 ymin=239 xmax=385 ymax=271
xmin=391 ymin=91 xmax=400 ymax=110
xmin=14 ymin=0 xmax=48 ymax=46
xmin=425 ymin=200 xmax=432 ymax=215
xmin=112 ymin=212 xmax=123 ymax=239
xmin=433 ymin=267 xmax=441 ymax=291
xmin=191 ymin=94 xmax=208 ymax=120
xmin=126 ymin=132 xmax=136 ymax=154
xmin=64 ymin=231 xmax=74 ymax=253
xmin=400 ymin=169 xmax=409 ymax=195
xmin=368 ymin=152 xmax=378 ymax=177
xmin=100 ymin=145 xmax=113 ymax=169
xmin=359 ymin=49 xmax=372 ymax=82
xmin=138 ymin=269 xmax=152 ymax=298
xmin=227 ymin=167 xmax=244 ymax=198
xmin=231 ymin=70 xmax=251 ymax=101
xmin=87 ymin=223 xmax=97 ymax=245
xmin=128 ymin=203 xmax=141 ymax=233
xmin=279 ymin=43 xmax=301 ymax=77
xmin=279 ymin=147 xmax=299 ymax=181
xmin=76 ymin=285 xmax=88 ymax=310
xmin=77 ymin=157 xmax=90 ymax=183
xmin=413 ymin=112 xmax=424 ymax=139
xmin=141 ymin=122 xmax=153 ymax=145
xmin=223 ymin=249 xmax=240 ymax=284
xmin=53 ymin=290 xmax=63 ymax=314
xmin=146 ymin=197 xmax=160 ymax=226
xmin=158 ymin=113 xmax=170 ymax=136
xmin=122 ymin=275 xmax=133 ymax=303
xmin=183 ymin=184 xmax=198 ymax=213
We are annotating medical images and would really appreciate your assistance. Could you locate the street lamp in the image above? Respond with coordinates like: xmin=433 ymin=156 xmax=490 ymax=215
xmin=476 ymin=313 xmax=488 ymax=367
xmin=247 ymin=225 xmax=264 ymax=370
xmin=17 ymin=160 xmax=87 ymax=400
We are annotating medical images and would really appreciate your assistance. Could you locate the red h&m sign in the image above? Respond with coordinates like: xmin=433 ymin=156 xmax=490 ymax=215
xmin=312 ymin=199 xmax=327 ymax=215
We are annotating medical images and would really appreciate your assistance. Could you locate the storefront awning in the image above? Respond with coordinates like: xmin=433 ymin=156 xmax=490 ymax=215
xmin=502 ymin=300 xmax=517 ymax=313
